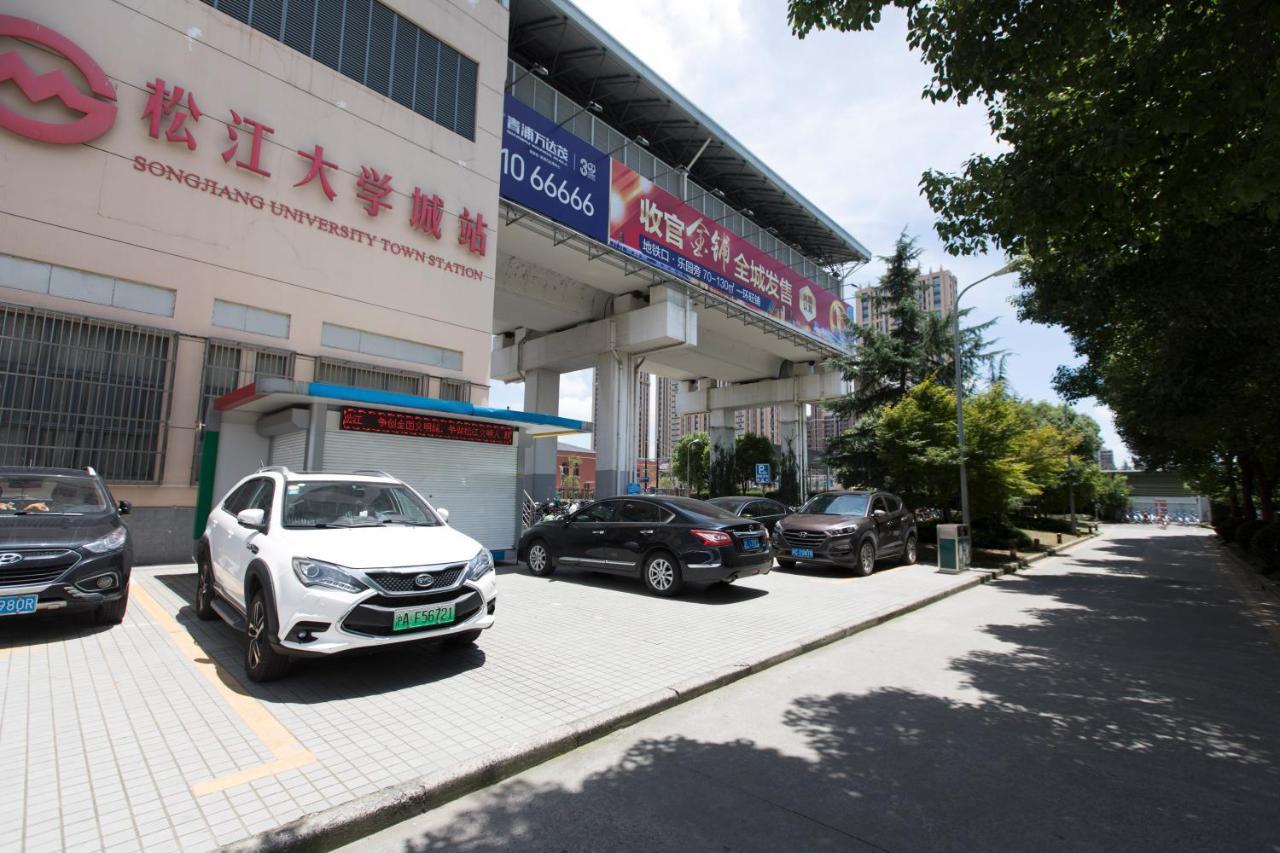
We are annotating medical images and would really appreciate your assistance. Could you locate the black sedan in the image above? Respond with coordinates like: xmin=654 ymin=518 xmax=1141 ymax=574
xmin=706 ymin=496 xmax=791 ymax=531
xmin=518 ymin=495 xmax=772 ymax=596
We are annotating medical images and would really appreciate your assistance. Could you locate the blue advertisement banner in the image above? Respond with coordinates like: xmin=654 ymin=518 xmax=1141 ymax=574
xmin=500 ymin=95 xmax=608 ymax=242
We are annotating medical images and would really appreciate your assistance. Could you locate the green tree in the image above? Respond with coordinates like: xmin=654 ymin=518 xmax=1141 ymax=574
xmin=672 ymin=432 xmax=710 ymax=495
xmin=733 ymin=432 xmax=777 ymax=493
xmin=824 ymin=414 xmax=888 ymax=489
xmin=870 ymin=378 xmax=1070 ymax=522
xmin=787 ymin=0 xmax=1280 ymax=521
xmin=1094 ymin=473 xmax=1132 ymax=521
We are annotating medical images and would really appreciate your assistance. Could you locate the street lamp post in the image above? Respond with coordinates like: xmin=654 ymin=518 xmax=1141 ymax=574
xmin=682 ymin=437 xmax=705 ymax=496
xmin=954 ymin=263 xmax=1017 ymax=530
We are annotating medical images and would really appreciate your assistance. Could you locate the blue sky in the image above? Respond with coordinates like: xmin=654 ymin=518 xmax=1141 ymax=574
xmin=490 ymin=0 xmax=1131 ymax=465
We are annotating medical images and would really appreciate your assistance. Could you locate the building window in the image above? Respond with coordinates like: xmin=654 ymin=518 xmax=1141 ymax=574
xmin=437 ymin=377 xmax=468 ymax=402
xmin=212 ymin=299 xmax=291 ymax=339
xmin=320 ymin=322 xmax=462 ymax=371
xmin=0 ymin=304 xmax=175 ymax=482
xmin=314 ymin=356 xmax=425 ymax=395
xmin=0 ymin=254 xmax=176 ymax=318
xmin=201 ymin=0 xmax=479 ymax=140
xmin=194 ymin=340 xmax=295 ymax=482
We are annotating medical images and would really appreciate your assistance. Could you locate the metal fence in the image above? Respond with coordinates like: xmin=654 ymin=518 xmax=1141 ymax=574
xmin=0 ymin=303 xmax=175 ymax=482
xmin=314 ymin=356 xmax=426 ymax=396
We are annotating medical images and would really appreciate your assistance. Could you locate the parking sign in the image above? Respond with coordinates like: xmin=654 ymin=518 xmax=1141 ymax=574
xmin=755 ymin=463 xmax=771 ymax=484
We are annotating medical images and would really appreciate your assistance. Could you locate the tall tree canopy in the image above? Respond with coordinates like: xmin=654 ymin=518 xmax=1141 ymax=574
xmin=790 ymin=0 xmax=1280 ymax=519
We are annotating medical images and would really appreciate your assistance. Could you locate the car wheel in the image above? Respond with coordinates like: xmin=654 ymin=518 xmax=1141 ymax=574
xmin=777 ymin=558 xmax=797 ymax=569
xmin=444 ymin=629 xmax=483 ymax=647
xmin=525 ymin=540 xmax=556 ymax=577
xmin=902 ymin=535 xmax=918 ymax=566
xmin=195 ymin=554 xmax=216 ymax=620
xmin=642 ymin=552 xmax=684 ymax=597
xmin=245 ymin=589 xmax=291 ymax=682
xmin=95 ymin=587 xmax=129 ymax=625
xmin=855 ymin=539 xmax=876 ymax=577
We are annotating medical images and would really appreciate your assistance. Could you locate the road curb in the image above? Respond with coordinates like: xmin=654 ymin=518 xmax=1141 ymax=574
xmin=222 ymin=568 xmax=1000 ymax=853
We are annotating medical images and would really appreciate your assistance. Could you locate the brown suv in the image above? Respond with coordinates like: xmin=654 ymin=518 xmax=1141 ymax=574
xmin=774 ymin=491 xmax=917 ymax=576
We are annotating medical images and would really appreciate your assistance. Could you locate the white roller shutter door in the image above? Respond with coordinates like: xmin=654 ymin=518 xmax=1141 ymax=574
xmin=322 ymin=429 xmax=518 ymax=551
xmin=269 ymin=431 xmax=306 ymax=471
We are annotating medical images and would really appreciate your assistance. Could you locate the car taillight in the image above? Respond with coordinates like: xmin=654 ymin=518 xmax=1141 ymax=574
xmin=691 ymin=529 xmax=732 ymax=547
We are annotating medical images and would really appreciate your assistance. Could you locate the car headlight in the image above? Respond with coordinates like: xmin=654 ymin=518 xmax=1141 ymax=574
xmin=83 ymin=527 xmax=127 ymax=554
xmin=291 ymin=557 xmax=367 ymax=593
xmin=830 ymin=525 xmax=859 ymax=537
xmin=774 ymin=522 xmax=784 ymax=539
xmin=466 ymin=549 xmax=494 ymax=581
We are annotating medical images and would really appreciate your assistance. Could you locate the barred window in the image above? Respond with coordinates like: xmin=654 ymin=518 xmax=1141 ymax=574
xmin=193 ymin=340 xmax=296 ymax=483
xmin=0 ymin=304 xmax=175 ymax=482
xmin=437 ymin=377 xmax=469 ymax=402
xmin=314 ymin=356 xmax=425 ymax=396
xmin=202 ymin=0 xmax=479 ymax=140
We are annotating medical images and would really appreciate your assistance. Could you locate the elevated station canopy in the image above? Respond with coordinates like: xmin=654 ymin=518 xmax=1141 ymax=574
xmin=509 ymin=0 xmax=871 ymax=271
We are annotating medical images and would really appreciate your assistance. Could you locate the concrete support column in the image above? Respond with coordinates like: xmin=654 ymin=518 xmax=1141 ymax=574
xmin=304 ymin=403 xmax=327 ymax=471
xmin=778 ymin=403 xmax=806 ymax=506
xmin=521 ymin=368 xmax=560 ymax=501
xmin=709 ymin=407 xmax=736 ymax=498
xmin=594 ymin=349 xmax=636 ymax=498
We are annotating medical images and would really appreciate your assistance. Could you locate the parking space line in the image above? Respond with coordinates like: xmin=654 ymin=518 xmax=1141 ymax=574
xmin=130 ymin=581 xmax=317 ymax=795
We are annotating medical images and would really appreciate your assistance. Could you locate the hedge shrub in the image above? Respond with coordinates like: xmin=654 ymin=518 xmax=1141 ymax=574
xmin=1235 ymin=519 xmax=1266 ymax=548
xmin=1248 ymin=521 xmax=1280 ymax=572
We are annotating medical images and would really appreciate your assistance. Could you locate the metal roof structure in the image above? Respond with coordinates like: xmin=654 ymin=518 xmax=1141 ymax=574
xmin=508 ymin=0 xmax=872 ymax=270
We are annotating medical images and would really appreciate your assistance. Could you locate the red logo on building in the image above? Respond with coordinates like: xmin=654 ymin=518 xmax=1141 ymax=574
xmin=0 ymin=15 xmax=117 ymax=144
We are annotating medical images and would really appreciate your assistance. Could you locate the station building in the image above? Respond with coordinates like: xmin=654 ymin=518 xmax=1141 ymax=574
xmin=0 ymin=0 xmax=871 ymax=561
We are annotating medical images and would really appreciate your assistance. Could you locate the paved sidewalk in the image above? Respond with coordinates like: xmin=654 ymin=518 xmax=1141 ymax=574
xmin=343 ymin=526 xmax=1280 ymax=852
xmin=2 ymin=552 xmax=991 ymax=852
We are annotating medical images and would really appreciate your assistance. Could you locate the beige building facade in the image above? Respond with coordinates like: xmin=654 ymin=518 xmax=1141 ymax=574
xmin=0 ymin=0 xmax=507 ymax=559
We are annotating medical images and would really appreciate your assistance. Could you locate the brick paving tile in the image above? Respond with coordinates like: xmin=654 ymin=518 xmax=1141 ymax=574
xmin=1 ymin=556 xmax=976 ymax=847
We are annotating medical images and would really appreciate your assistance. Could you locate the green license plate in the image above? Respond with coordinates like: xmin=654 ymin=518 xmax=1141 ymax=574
xmin=392 ymin=603 xmax=456 ymax=632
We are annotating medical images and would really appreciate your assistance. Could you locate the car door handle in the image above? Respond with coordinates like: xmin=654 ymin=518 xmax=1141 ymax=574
xmin=639 ymin=529 xmax=654 ymax=535
xmin=592 ymin=530 xmax=606 ymax=535
xmin=246 ymin=543 xmax=259 ymax=554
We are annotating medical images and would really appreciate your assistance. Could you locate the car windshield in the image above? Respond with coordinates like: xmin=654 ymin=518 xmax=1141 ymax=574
xmin=282 ymin=480 xmax=440 ymax=529
xmin=801 ymin=493 xmax=870 ymax=516
xmin=0 ymin=474 xmax=107 ymax=515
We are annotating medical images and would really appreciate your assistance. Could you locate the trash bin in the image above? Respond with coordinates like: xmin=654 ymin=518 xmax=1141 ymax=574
xmin=937 ymin=524 xmax=971 ymax=573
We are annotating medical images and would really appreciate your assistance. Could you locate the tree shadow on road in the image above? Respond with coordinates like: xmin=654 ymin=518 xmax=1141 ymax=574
xmin=390 ymin=534 xmax=1280 ymax=853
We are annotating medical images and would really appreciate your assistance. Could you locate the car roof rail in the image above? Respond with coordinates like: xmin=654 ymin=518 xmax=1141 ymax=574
xmin=256 ymin=465 xmax=293 ymax=476
xmin=351 ymin=469 xmax=395 ymax=479
xmin=84 ymin=466 xmax=98 ymax=478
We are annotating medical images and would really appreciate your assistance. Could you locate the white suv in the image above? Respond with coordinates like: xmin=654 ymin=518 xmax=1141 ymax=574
xmin=196 ymin=468 xmax=497 ymax=682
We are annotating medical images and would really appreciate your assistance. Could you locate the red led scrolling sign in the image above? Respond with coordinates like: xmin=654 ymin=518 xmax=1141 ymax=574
xmin=339 ymin=407 xmax=514 ymax=446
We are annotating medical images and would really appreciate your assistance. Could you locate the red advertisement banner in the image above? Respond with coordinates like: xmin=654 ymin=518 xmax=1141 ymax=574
xmin=339 ymin=407 xmax=514 ymax=446
xmin=607 ymin=161 xmax=854 ymax=346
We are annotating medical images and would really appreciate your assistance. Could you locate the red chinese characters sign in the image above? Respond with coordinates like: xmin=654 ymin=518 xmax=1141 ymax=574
xmin=608 ymin=162 xmax=853 ymax=346
xmin=339 ymin=406 xmax=514 ymax=446
xmin=0 ymin=14 xmax=491 ymax=261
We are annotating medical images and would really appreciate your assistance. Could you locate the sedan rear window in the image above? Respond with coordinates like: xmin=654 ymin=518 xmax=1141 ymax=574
xmin=802 ymin=493 xmax=870 ymax=516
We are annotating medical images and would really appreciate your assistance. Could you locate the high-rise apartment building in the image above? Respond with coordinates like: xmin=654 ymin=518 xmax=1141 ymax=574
xmin=636 ymin=372 xmax=651 ymax=462
xmin=1098 ymin=448 xmax=1116 ymax=470
xmin=855 ymin=267 xmax=958 ymax=331
xmin=655 ymin=377 xmax=680 ymax=465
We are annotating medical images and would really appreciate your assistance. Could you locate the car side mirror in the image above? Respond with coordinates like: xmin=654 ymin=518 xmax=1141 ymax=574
xmin=117 ymin=500 xmax=132 ymax=516
xmin=236 ymin=508 xmax=266 ymax=531
xmin=437 ymin=507 xmax=450 ymax=523
xmin=873 ymin=509 xmax=886 ymax=518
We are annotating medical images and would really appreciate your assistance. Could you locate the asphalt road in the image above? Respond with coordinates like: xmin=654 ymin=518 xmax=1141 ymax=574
xmin=343 ymin=526 xmax=1280 ymax=852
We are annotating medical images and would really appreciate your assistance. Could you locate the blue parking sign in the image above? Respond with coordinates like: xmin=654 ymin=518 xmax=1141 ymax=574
xmin=626 ymin=482 xmax=641 ymax=495
xmin=755 ymin=463 xmax=771 ymax=484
